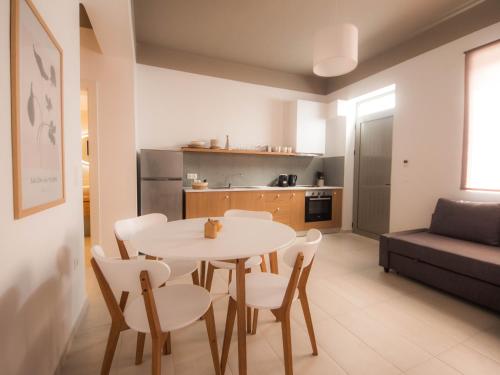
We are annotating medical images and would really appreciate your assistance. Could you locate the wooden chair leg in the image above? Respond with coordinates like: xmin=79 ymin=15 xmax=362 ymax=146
xmin=162 ymin=332 xmax=171 ymax=355
xmin=204 ymin=304 xmax=222 ymax=375
xmin=119 ymin=291 xmax=129 ymax=311
xmin=247 ymin=307 xmax=252 ymax=333
xmin=281 ymin=315 xmax=294 ymax=375
xmin=245 ymin=268 xmax=252 ymax=333
xmin=269 ymin=251 xmax=279 ymax=274
xmin=299 ymin=290 xmax=318 ymax=355
xmin=135 ymin=332 xmax=146 ymax=365
xmin=228 ymin=269 xmax=232 ymax=287
xmin=221 ymin=298 xmax=237 ymax=375
xmin=252 ymin=309 xmax=259 ymax=335
xmin=101 ymin=324 xmax=121 ymax=375
xmin=260 ymin=255 xmax=267 ymax=272
xmin=191 ymin=269 xmax=200 ymax=286
xmin=235 ymin=259 xmax=248 ymax=375
xmin=200 ymin=260 xmax=207 ymax=288
xmin=151 ymin=338 xmax=162 ymax=375
xmin=205 ymin=263 xmax=215 ymax=292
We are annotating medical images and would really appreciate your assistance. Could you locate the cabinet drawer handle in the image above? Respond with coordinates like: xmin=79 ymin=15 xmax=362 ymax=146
xmin=275 ymin=207 xmax=280 ymax=212
xmin=225 ymin=195 xmax=229 ymax=199
xmin=260 ymin=194 xmax=264 ymax=198
xmin=276 ymin=194 xmax=280 ymax=199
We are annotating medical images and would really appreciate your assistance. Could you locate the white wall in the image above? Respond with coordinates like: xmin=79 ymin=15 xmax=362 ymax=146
xmin=327 ymin=22 xmax=500 ymax=232
xmin=80 ymin=0 xmax=137 ymax=257
xmin=80 ymin=47 xmax=137 ymax=256
xmin=135 ymin=64 xmax=325 ymax=150
xmin=325 ymin=101 xmax=347 ymax=157
xmin=0 ymin=1 xmax=86 ymax=374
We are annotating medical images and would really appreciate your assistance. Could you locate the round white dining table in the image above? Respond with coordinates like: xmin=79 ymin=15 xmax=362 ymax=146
xmin=130 ymin=216 xmax=296 ymax=375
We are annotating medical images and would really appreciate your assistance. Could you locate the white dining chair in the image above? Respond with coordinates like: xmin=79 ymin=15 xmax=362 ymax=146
xmin=91 ymin=245 xmax=221 ymax=375
xmin=205 ymin=209 xmax=271 ymax=291
xmin=220 ymin=229 xmax=322 ymax=375
xmin=204 ymin=209 xmax=271 ymax=333
xmin=114 ymin=213 xmax=199 ymax=284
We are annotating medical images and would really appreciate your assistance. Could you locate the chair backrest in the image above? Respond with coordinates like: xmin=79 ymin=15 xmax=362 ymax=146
xmin=114 ymin=213 xmax=167 ymax=258
xmin=91 ymin=245 xmax=170 ymax=294
xmin=279 ymin=229 xmax=322 ymax=311
xmin=224 ymin=209 xmax=272 ymax=221
xmin=283 ymin=229 xmax=322 ymax=269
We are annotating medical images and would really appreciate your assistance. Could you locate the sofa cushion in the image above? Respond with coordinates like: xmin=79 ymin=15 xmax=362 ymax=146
xmin=429 ymin=198 xmax=500 ymax=246
xmin=385 ymin=231 xmax=500 ymax=285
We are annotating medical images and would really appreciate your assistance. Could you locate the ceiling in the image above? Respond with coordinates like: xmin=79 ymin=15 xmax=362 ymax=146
xmin=133 ymin=0 xmax=483 ymax=76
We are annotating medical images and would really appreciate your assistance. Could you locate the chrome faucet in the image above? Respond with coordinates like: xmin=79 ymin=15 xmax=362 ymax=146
xmin=225 ymin=173 xmax=244 ymax=189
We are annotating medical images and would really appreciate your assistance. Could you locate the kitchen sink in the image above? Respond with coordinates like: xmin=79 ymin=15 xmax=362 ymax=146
xmin=210 ymin=186 xmax=262 ymax=189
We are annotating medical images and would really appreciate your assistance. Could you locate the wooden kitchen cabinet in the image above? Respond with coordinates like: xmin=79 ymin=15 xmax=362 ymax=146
xmin=230 ymin=191 xmax=265 ymax=211
xmin=184 ymin=188 xmax=342 ymax=231
xmin=290 ymin=191 xmax=305 ymax=230
xmin=185 ymin=191 xmax=231 ymax=218
xmin=261 ymin=191 xmax=291 ymax=225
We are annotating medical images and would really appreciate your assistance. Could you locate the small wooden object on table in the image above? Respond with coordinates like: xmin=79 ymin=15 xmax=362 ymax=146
xmin=204 ymin=218 xmax=222 ymax=239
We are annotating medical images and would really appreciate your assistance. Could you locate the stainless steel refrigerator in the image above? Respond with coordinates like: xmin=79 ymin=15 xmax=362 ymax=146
xmin=138 ymin=149 xmax=183 ymax=221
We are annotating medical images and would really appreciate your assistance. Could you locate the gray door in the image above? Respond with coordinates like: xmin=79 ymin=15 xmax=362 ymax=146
xmin=354 ymin=113 xmax=393 ymax=237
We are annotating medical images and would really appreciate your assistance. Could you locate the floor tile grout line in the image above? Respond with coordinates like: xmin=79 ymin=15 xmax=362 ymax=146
xmin=266 ymin=312 xmax=351 ymax=375
xmin=460 ymin=339 xmax=500 ymax=366
xmin=355 ymin=301 xmax=450 ymax=358
xmin=330 ymin=313 xmax=427 ymax=373
xmin=359 ymin=293 xmax=478 ymax=345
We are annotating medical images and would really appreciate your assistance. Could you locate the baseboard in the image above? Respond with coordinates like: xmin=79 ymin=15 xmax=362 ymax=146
xmin=296 ymin=228 xmax=343 ymax=236
xmin=53 ymin=297 xmax=89 ymax=375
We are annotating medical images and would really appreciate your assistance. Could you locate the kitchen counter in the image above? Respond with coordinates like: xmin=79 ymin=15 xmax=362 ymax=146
xmin=183 ymin=185 xmax=343 ymax=193
xmin=184 ymin=185 xmax=343 ymax=231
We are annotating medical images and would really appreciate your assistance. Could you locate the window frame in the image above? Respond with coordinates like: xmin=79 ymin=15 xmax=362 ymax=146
xmin=461 ymin=38 xmax=500 ymax=192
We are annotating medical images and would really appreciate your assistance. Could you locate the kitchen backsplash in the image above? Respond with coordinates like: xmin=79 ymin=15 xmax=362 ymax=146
xmin=183 ymin=152 xmax=325 ymax=187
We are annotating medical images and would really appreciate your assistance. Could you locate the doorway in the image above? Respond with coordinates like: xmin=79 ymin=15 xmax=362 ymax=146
xmin=81 ymin=90 xmax=91 ymax=264
xmin=80 ymin=81 xmax=100 ymax=266
xmin=353 ymin=110 xmax=393 ymax=238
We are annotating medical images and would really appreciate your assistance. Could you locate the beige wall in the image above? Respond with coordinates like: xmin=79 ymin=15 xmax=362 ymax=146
xmin=79 ymin=0 xmax=137 ymax=256
xmin=327 ymin=22 xmax=500 ymax=232
xmin=135 ymin=64 xmax=325 ymax=151
xmin=80 ymin=47 xmax=137 ymax=257
xmin=0 ymin=0 xmax=86 ymax=374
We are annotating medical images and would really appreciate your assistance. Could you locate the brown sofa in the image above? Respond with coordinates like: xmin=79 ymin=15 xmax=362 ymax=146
xmin=379 ymin=199 xmax=500 ymax=313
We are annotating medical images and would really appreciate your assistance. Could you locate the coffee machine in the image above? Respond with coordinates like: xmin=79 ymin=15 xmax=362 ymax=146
xmin=277 ymin=174 xmax=289 ymax=187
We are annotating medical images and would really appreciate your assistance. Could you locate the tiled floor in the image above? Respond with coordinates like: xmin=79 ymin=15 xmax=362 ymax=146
xmin=60 ymin=233 xmax=500 ymax=374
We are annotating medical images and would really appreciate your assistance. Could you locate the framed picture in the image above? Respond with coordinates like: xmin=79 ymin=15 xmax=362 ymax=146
xmin=10 ymin=0 xmax=65 ymax=219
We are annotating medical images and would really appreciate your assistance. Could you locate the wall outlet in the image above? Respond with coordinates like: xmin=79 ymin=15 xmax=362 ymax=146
xmin=187 ymin=173 xmax=197 ymax=180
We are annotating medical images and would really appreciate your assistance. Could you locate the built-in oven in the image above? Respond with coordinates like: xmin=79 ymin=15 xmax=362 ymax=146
xmin=305 ymin=190 xmax=332 ymax=222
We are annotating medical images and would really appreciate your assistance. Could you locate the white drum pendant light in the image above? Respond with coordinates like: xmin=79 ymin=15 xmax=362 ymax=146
xmin=313 ymin=23 xmax=358 ymax=77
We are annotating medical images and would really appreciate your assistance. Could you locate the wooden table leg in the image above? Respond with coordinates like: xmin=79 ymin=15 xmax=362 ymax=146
xmin=236 ymin=258 xmax=247 ymax=375
xmin=269 ymin=251 xmax=279 ymax=274
xmin=200 ymin=260 xmax=206 ymax=288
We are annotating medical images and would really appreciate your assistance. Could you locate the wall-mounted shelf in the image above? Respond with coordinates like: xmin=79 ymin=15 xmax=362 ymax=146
xmin=181 ymin=147 xmax=320 ymax=157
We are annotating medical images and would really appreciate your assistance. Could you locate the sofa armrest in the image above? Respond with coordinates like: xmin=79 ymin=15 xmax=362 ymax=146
xmin=379 ymin=228 xmax=428 ymax=270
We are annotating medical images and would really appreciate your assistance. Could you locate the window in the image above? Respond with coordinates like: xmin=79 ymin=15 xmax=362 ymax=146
xmin=356 ymin=91 xmax=395 ymax=117
xmin=462 ymin=39 xmax=500 ymax=191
